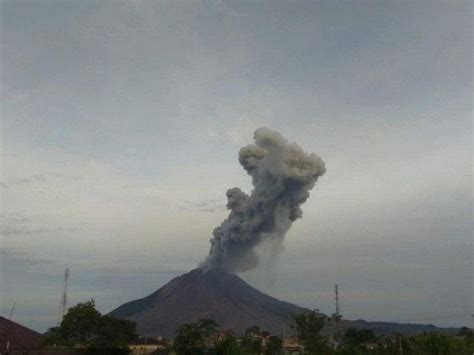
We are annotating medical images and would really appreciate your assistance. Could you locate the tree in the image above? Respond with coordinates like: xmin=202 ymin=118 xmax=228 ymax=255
xmin=343 ymin=328 xmax=377 ymax=347
xmin=215 ymin=335 xmax=244 ymax=355
xmin=458 ymin=327 xmax=474 ymax=346
xmin=240 ymin=325 xmax=263 ymax=354
xmin=173 ymin=324 xmax=199 ymax=355
xmin=94 ymin=315 xmax=138 ymax=348
xmin=60 ymin=300 xmax=102 ymax=346
xmin=42 ymin=327 xmax=65 ymax=346
xmin=292 ymin=311 xmax=330 ymax=354
xmin=43 ymin=299 xmax=137 ymax=351
xmin=196 ymin=319 xmax=219 ymax=340
xmin=265 ymin=335 xmax=283 ymax=355
xmin=245 ymin=325 xmax=261 ymax=337
xmin=173 ymin=319 xmax=218 ymax=355
xmin=410 ymin=333 xmax=468 ymax=355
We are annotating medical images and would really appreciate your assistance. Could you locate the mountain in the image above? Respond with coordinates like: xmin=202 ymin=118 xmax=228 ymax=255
xmin=347 ymin=319 xmax=461 ymax=336
xmin=110 ymin=268 xmax=462 ymax=338
xmin=109 ymin=268 xmax=307 ymax=337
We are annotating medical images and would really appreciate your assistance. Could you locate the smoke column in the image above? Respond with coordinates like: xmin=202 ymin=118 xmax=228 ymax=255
xmin=202 ymin=128 xmax=326 ymax=273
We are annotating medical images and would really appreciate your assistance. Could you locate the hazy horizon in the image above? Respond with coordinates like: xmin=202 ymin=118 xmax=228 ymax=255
xmin=1 ymin=0 xmax=472 ymax=332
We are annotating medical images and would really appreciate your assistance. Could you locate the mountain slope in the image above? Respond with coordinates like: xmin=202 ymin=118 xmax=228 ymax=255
xmin=109 ymin=268 xmax=307 ymax=337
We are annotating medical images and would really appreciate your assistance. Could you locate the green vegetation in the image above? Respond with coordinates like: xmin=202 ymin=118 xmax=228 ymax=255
xmin=292 ymin=311 xmax=332 ymax=354
xmin=42 ymin=305 xmax=474 ymax=355
xmin=408 ymin=332 xmax=472 ymax=355
xmin=265 ymin=335 xmax=284 ymax=354
xmin=173 ymin=321 xmax=283 ymax=355
xmin=240 ymin=325 xmax=263 ymax=354
xmin=292 ymin=322 xmax=474 ymax=355
xmin=43 ymin=299 xmax=137 ymax=353
xmin=332 ymin=329 xmax=474 ymax=355
xmin=215 ymin=335 xmax=244 ymax=355
xmin=344 ymin=328 xmax=377 ymax=346
xmin=173 ymin=319 xmax=219 ymax=355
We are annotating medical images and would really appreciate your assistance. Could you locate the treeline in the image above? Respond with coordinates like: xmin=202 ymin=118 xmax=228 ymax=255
xmin=173 ymin=320 xmax=282 ymax=355
xmin=172 ymin=312 xmax=474 ymax=355
xmin=43 ymin=300 xmax=474 ymax=355
xmin=43 ymin=300 xmax=135 ymax=354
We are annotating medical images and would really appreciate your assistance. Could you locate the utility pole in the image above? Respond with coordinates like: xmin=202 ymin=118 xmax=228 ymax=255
xmin=398 ymin=334 xmax=403 ymax=355
xmin=335 ymin=284 xmax=340 ymax=320
xmin=61 ymin=268 xmax=69 ymax=316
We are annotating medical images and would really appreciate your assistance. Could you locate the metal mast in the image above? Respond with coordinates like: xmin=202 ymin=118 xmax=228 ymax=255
xmin=8 ymin=302 xmax=16 ymax=320
xmin=61 ymin=268 xmax=69 ymax=316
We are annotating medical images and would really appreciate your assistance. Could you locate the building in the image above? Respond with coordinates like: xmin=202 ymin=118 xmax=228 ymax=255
xmin=129 ymin=337 xmax=171 ymax=355
xmin=0 ymin=316 xmax=43 ymax=353
xmin=283 ymin=336 xmax=303 ymax=355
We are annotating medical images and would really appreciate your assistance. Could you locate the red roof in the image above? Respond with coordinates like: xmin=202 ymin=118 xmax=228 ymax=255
xmin=0 ymin=316 xmax=43 ymax=350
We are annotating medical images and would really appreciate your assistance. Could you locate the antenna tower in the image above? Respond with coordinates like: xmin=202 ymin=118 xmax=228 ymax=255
xmin=61 ymin=268 xmax=69 ymax=316
xmin=8 ymin=302 xmax=16 ymax=320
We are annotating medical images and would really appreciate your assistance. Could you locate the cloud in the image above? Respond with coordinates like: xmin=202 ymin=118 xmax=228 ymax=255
xmin=0 ymin=213 xmax=79 ymax=237
xmin=0 ymin=0 xmax=471 ymax=332
xmin=0 ymin=213 xmax=30 ymax=224
xmin=0 ymin=174 xmax=46 ymax=188
xmin=177 ymin=198 xmax=225 ymax=213
xmin=0 ymin=226 xmax=79 ymax=237
xmin=0 ymin=173 xmax=82 ymax=188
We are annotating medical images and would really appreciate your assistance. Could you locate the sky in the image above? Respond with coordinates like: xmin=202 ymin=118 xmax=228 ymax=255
xmin=1 ymin=0 xmax=472 ymax=332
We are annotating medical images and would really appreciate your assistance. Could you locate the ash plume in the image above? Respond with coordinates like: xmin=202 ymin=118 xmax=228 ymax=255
xmin=202 ymin=128 xmax=326 ymax=273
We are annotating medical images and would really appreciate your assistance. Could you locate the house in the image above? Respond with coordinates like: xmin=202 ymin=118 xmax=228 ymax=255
xmin=360 ymin=342 xmax=378 ymax=350
xmin=0 ymin=316 xmax=43 ymax=352
xmin=283 ymin=336 xmax=303 ymax=355
xmin=129 ymin=336 xmax=171 ymax=355
xmin=129 ymin=343 xmax=160 ymax=355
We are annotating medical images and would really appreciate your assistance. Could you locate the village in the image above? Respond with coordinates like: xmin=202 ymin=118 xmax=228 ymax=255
xmin=1 ymin=302 xmax=473 ymax=355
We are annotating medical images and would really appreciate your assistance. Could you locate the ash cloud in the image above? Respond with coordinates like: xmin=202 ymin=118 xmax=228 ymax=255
xmin=202 ymin=128 xmax=326 ymax=273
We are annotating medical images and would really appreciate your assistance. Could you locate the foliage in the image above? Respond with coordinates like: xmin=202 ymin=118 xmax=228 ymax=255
xmin=265 ymin=335 xmax=283 ymax=355
xmin=45 ymin=307 xmax=474 ymax=355
xmin=240 ymin=325 xmax=263 ymax=354
xmin=215 ymin=331 xmax=282 ymax=355
xmin=59 ymin=299 xmax=102 ymax=346
xmin=215 ymin=335 xmax=246 ymax=355
xmin=409 ymin=332 xmax=470 ymax=355
xmin=292 ymin=311 xmax=331 ymax=354
xmin=244 ymin=325 xmax=261 ymax=337
xmin=173 ymin=319 xmax=218 ymax=355
xmin=42 ymin=299 xmax=137 ymax=350
xmin=239 ymin=337 xmax=261 ymax=354
xmin=344 ymin=328 xmax=377 ymax=347
xmin=335 ymin=331 xmax=474 ymax=355
xmin=42 ymin=327 xmax=65 ymax=346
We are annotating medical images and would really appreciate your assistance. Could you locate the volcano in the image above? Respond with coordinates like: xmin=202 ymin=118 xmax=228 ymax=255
xmin=109 ymin=269 xmax=307 ymax=337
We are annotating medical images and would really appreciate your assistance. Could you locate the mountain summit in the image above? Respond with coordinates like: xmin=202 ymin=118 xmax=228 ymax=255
xmin=109 ymin=268 xmax=306 ymax=337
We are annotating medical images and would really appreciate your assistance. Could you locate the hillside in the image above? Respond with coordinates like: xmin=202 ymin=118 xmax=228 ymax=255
xmin=110 ymin=269 xmax=462 ymax=338
xmin=110 ymin=268 xmax=306 ymax=337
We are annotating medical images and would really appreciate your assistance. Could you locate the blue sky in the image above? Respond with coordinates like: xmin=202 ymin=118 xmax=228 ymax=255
xmin=1 ymin=0 xmax=472 ymax=332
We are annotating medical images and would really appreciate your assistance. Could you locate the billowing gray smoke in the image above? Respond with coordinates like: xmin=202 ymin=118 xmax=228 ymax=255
xmin=202 ymin=128 xmax=326 ymax=273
